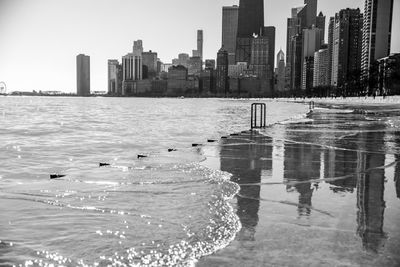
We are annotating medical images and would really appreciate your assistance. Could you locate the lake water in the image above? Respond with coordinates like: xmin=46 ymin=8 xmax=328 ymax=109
xmin=1 ymin=97 xmax=400 ymax=266
xmin=0 ymin=97 xmax=308 ymax=266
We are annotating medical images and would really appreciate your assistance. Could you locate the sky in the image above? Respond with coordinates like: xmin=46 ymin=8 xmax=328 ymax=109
xmin=0 ymin=0 xmax=399 ymax=93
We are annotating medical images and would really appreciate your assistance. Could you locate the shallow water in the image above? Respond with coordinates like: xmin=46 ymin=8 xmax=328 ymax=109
xmin=0 ymin=97 xmax=308 ymax=266
xmin=199 ymin=104 xmax=400 ymax=266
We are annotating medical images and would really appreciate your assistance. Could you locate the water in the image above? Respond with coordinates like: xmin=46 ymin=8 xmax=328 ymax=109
xmin=0 ymin=97 xmax=308 ymax=266
xmin=199 ymin=102 xmax=400 ymax=266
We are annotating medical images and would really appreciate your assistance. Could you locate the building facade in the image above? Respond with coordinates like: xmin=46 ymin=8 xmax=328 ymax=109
xmin=216 ymin=47 xmax=229 ymax=95
xmin=301 ymin=25 xmax=322 ymax=89
xmin=316 ymin=12 xmax=326 ymax=45
xmin=331 ymin=8 xmax=363 ymax=88
xmin=167 ymin=65 xmax=188 ymax=95
xmin=250 ymin=36 xmax=269 ymax=80
xmin=222 ymin=5 xmax=239 ymax=65
xmin=76 ymin=54 xmax=90 ymax=96
xmin=313 ymin=47 xmax=329 ymax=87
xmin=235 ymin=0 xmax=264 ymax=64
xmin=327 ymin=16 xmax=335 ymax=86
xmin=361 ymin=0 xmax=394 ymax=79
xmin=197 ymin=30 xmax=203 ymax=60
xmin=276 ymin=49 xmax=286 ymax=92
xmin=302 ymin=56 xmax=314 ymax=90
xmin=142 ymin=51 xmax=158 ymax=79
xmin=188 ymin=56 xmax=202 ymax=76
xmin=108 ymin=59 xmax=119 ymax=95
xmin=262 ymin=26 xmax=276 ymax=91
xmin=205 ymin=59 xmax=216 ymax=70
xmin=122 ymin=50 xmax=143 ymax=95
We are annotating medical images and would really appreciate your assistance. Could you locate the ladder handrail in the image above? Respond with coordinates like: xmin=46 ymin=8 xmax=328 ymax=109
xmin=251 ymin=103 xmax=266 ymax=129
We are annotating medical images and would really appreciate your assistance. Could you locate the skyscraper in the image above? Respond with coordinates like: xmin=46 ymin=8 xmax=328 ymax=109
xmin=286 ymin=5 xmax=309 ymax=92
xmin=276 ymin=49 xmax=286 ymax=92
xmin=222 ymin=5 xmax=239 ymax=65
xmin=316 ymin=12 xmax=326 ymax=45
xmin=250 ymin=35 xmax=269 ymax=80
xmin=142 ymin=50 xmax=158 ymax=79
xmin=262 ymin=26 xmax=276 ymax=91
xmin=301 ymin=25 xmax=322 ymax=89
xmin=290 ymin=34 xmax=303 ymax=91
xmin=122 ymin=40 xmax=143 ymax=95
xmin=302 ymin=56 xmax=314 ymax=90
xmin=304 ymin=0 xmax=317 ymax=27
xmin=216 ymin=47 xmax=229 ymax=95
xmin=327 ymin=16 xmax=335 ymax=86
xmin=331 ymin=8 xmax=363 ymax=88
xmin=235 ymin=0 xmax=264 ymax=64
xmin=313 ymin=47 xmax=329 ymax=87
xmin=361 ymin=0 xmax=394 ymax=78
xmin=108 ymin=59 xmax=119 ymax=94
xmin=76 ymin=54 xmax=90 ymax=96
xmin=197 ymin=30 xmax=203 ymax=60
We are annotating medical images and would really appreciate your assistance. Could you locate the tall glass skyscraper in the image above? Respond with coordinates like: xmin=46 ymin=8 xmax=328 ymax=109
xmin=222 ymin=6 xmax=239 ymax=65
xmin=361 ymin=0 xmax=394 ymax=78
xmin=76 ymin=54 xmax=90 ymax=96
xmin=235 ymin=0 xmax=264 ymax=64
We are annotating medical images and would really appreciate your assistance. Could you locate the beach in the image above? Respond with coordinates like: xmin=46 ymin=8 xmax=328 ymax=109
xmin=199 ymin=98 xmax=400 ymax=266
xmin=0 ymin=96 xmax=399 ymax=266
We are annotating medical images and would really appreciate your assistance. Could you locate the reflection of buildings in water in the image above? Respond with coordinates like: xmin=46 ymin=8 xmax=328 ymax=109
xmin=283 ymin=141 xmax=320 ymax=217
xmin=323 ymin=148 xmax=358 ymax=192
xmin=219 ymin=133 xmax=273 ymax=240
xmin=356 ymin=131 xmax=387 ymax=252
xmin=395 ymin=154 xmax=400 ymax=199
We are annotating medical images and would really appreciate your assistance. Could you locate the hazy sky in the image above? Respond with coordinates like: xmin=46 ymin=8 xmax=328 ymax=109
xmin=0 ymin=0 xmax=399 ymax=92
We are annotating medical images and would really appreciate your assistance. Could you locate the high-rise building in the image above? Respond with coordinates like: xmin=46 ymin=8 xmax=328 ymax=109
xmin=262 ymin=26 xmax=276 ymax=91
xmin=290 ymin=34 xmax=304 ymax=91
xmin=250 ymin=35 xmax=269 ymax=80
xmin=327 ymin=16 xmax=335 ymax=86
xmin=286 ymin=5 xmax=308 ymax=92
xmin=122 ymin=41 xmax=143 ymax=95
xmin=235 ymin=0 xmax=264 ymax=64
xmin=108 ymin=59 xmax=119 ymax=94
xmin=361 ymin=0 xmax=394 ymax=79
xmin=301 ymin=25 xmax=322 ymax=89
xmin=276 ymin=49 xmax=286 ymax=92
xmin=302 ymin=25 xmax=322 ymax=59
xmin=331 ymin=8 xmax=363 ymax=88
xmin=313 ymin=47 xmax=329 ymax=87
xmin=316 ymin=12 xmax=326 ymax=45
xmin=197 ymin=30 xmax=203 ymax=60
xmin=222 ymin=5 xmax=239 ymax=65
xmin=302 ymin=56 xmax=314 ymax=90
xmin=304 ymin=0 xmax=317 ymax=27
xmin=216 ymin=47 xmax=229 ymax=95
xmin=76 ymin=54 xmax=90 ymax=96
xmin=142 ymin=50 xmax=158 ymax=79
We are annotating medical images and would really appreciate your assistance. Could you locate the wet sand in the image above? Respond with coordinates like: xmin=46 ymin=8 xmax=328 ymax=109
xmin=199 ymin=102 xmax=400 ymax=266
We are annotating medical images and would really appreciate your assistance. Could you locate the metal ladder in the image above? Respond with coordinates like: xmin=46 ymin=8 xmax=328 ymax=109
xmin=251 ymin=103 xmax=266 ymax=129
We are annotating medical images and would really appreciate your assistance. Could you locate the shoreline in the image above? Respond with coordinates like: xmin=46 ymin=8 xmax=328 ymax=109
xmin=198 ymin=101 xmax=400 ymax=266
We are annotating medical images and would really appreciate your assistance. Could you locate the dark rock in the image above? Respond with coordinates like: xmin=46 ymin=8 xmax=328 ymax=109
xmin=99 ymin=162 xmax=110 ymax=167
xmin=50 ymin=174 xmax=66 ymax=179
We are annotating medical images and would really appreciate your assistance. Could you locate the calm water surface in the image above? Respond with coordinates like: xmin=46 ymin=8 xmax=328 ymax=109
xmin=199 ymin=103 xmax=400 ymax=266
xmin=0 ymin=97 xmax=307 ymax=266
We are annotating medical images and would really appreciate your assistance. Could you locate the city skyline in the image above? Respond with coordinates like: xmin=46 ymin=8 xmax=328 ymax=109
xmin=0 ymin=0 xmax=399 ymax=93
